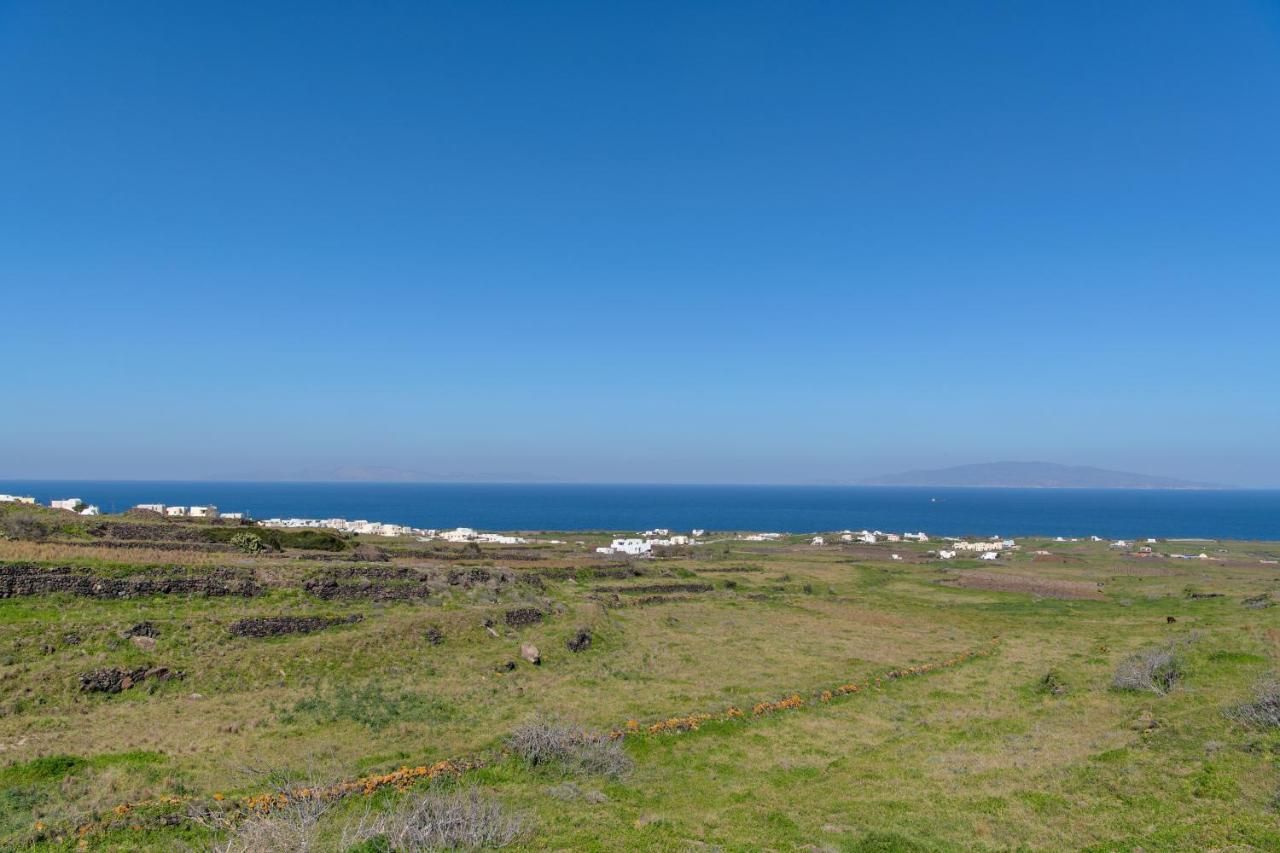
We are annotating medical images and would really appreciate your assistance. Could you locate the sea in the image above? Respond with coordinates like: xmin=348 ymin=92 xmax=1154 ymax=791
xmin=2 ymin=481 xmax=1279 ymax=540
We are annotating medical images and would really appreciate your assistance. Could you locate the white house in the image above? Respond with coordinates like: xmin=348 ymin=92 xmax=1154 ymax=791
xmin=811 ymin=536 xmax=825 ymax=546
xmin=440 ymin=527 xmax=477 ymax=542
xmin=937 ymin=549 xmax=956 ymax=560
xmin=0 ymin=495 xmax=36 ymax=504
xmin=135 ymin=503 xmax=166 ymax=514
xmin=858 ymin=532 xmax=878 ymax=544
xmin=188 ymin=505 xmax=219 ymax=519
xmin=165 ymin=506 xmax=188 ymax=517
xmin=885 ymin=533 xmax=901 ymax=543
xmin=691 ymin=529 xmax=705 ymax=537
xmin=50 ymin=498 xmax=82 ymax=511
xmin=596 ymin=538 xmax=651 ymax=556
xmin=980 ymin=551 xmax=999 ymax=561
xmin=221 ymin=512 xmax=245 ymax=521
xmin=79 ymin=505 xmax=100 ymax=516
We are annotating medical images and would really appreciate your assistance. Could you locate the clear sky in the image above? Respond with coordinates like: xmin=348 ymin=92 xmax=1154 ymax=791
xmin=3 ymin=2 xmax=1279 ymax=486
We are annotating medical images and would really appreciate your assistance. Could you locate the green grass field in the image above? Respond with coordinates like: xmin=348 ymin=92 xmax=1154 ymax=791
xmin=1 ymin=509 xmax=1278 ymax=850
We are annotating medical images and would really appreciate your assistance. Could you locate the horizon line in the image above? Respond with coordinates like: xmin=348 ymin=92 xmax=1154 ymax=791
xmin=0 ymin=477 xmax=1259 ymax=490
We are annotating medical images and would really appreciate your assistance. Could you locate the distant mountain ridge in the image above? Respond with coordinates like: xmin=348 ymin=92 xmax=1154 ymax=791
xmin=861 ymin=461 xmax=1219 ymax=489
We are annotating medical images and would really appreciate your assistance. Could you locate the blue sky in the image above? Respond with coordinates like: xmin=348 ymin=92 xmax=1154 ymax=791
xmin=2 ymin=2 xmax=1279 ymax=485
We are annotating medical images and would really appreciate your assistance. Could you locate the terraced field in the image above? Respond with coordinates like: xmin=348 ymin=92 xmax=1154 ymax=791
xmin=1 ymin=505 xmax=1278 ymax=850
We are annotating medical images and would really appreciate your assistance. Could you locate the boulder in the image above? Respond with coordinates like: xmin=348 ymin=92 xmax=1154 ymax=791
xmin=521 ymin=642 xmax=541 ymax=665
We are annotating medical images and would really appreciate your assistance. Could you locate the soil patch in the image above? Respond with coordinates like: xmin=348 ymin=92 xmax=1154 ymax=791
xmin=940 ymin=571 xmax=1105 ymax=600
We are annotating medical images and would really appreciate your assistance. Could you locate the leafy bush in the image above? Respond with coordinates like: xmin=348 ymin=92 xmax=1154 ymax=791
xmin=0 ymin=755 xmax=85 ymax=785
xmin=1112 ymin=642 xmax=1185 ymax=695
xmin=1224 ymin=676 xmax=1280 ymax=729
xmin=341 ymin=789 xmax=524 ymax=851
xmin=506 ymin=717 xmax=632 ymax=778
xmin=203 ymin=526 xmax=348 ymax=552
xmin=228 ymin=532 xmax=265 ymax=554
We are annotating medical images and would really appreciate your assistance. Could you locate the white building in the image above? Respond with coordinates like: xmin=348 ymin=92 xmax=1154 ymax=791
xmin=903 ymin=532 xmax=929 ymax=542
xmin=0 ymin=495 xmax=36 ymax=504
xmin=691 ymin=529 xmax=705 ymax=537
xmin=952 ymin=539 xmax=1016 ymax=553
xmin=135 ymin=503 xmax=166 ymax=514
xmin=980 ymin=551 xmax=999 ymax=561
xmin=221 ymin=512 xmax=244 ymax=521
xmin=937 ymin=549 xmax=956 ymax=560
xmin=612 ymin=538 xmax=651 ymax=555
xmin=188 ymin=505 xmax=219 ymax=519
xmin=50 ymin=498 xmax=82 ymax=511
xmin=165 ymin=506 xmax=188 ymax=517
xmin=811 ymin=536 xmax=825 ymax=546
xmin=79 ymin=505 xmax=100 ymax=516
xmin=440 ymin=527 xmax=477 ymax=542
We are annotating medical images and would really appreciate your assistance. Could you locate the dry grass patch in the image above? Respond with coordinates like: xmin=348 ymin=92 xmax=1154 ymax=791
xmin=943 ymin=571 xmax=1105 ymax=600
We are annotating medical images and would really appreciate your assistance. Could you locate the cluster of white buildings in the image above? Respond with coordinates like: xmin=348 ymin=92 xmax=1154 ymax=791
xmin=838 ymin=530 xmax=930 ymax=544
xmin=254 ymin=520 xmax=531 ymax=543
xmin=948 ymin=538 xmax=1017 ymax=553
xmin=434 ymin=527 xmax=529 ymax=545
xmin=259 ymin=516 xmax=425 ymax=537
xmin=596 ymin=531 xmax=696 ymax=556
xmin=134 ymin=503 xmax=242 ymax=520
xmin=8 ymin=495 xmax=102 ymax=515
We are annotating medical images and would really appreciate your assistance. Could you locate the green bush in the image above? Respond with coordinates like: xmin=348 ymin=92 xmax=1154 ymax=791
xmin=229 ymin=532 xmax=266 ymax=554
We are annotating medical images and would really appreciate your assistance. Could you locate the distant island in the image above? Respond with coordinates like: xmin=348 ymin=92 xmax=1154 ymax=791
xmin=861 ymin=461 xmax=1220 ymax=489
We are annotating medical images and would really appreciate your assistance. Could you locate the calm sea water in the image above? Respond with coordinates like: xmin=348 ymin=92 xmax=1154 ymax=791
xmin=2 ymin=481 xmax=1279 ymax=539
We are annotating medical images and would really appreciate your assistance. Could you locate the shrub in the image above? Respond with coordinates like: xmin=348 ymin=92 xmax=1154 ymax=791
xmin=1035 ymin=669 xmax=1068 ymax=696
xmin=229 ymin=532 xmax=266 ymax=554
xmin=1224 ymin=676 xmax=1280 ymax=729
xmin=507 ymin=717 xmax=633 ymax=778
xmin=0 ymin=512 xmax=55 ymax=542
xmin=207 ymin=773 xmax=333 ymax=853
xmin=1112 ymin=641 xmax=1185 ymax=695
xmin=341 ymin=789 xmax=524 ymax=850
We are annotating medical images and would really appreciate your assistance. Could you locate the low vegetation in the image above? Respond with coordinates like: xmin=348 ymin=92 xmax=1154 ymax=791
xmin=507 ymin=718 xmax=633 ymax=778
xmin=1112 ymin=636 xmax=1194 ymax=695
xmin=1225 ymin=676 xmax=1280 ymax=729
xmin=341 ymin=789 xmax=525 ymax=851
